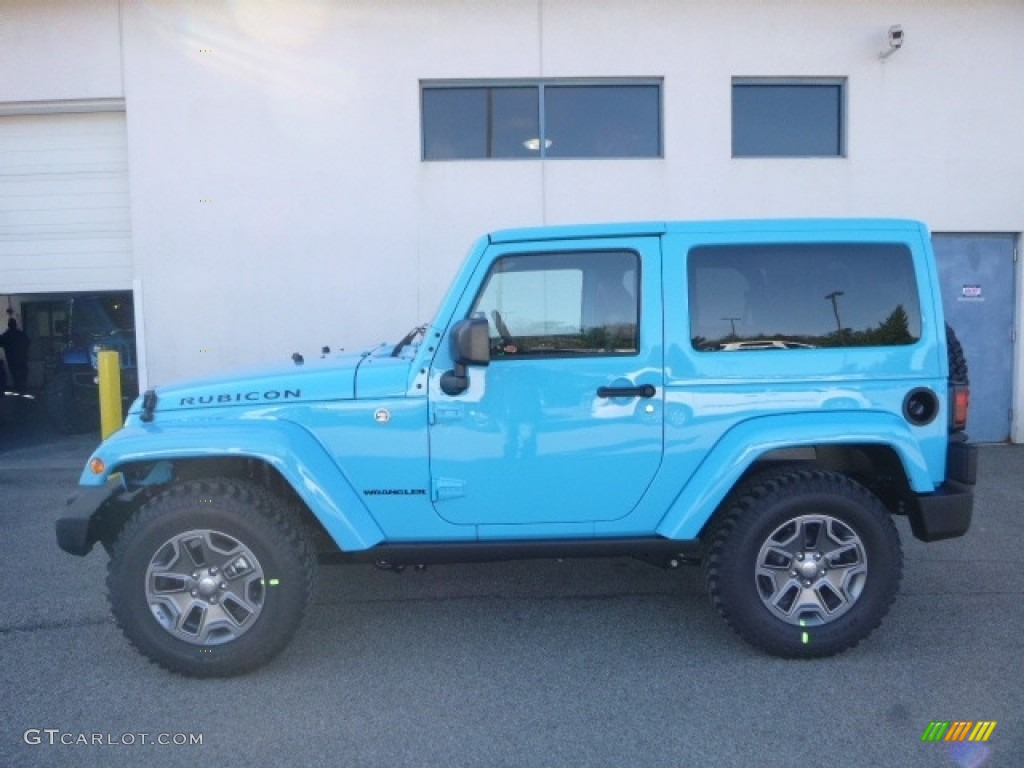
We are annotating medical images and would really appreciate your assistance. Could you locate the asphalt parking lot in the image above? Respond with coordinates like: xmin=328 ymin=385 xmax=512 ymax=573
xmin=1 ymin=398 xmax=1021 ymax=767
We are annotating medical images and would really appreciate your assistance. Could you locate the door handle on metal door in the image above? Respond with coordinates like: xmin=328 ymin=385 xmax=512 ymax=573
xmin=596 ymin=384 xmax=657 ymax=399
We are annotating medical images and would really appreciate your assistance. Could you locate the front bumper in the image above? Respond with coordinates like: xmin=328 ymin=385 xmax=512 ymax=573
xmin=55 ymin=477 xmax=124 ymax=556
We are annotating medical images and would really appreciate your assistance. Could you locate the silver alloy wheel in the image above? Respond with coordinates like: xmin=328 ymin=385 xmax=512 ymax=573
xmin=754 ymin=514 xmax=868 ymax=626
xmin=145 ymin=529 xmax=266 ymax=645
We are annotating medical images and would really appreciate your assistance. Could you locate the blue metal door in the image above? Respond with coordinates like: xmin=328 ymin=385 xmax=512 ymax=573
xmin=933 ymin=234 xmax=1016 ymax=442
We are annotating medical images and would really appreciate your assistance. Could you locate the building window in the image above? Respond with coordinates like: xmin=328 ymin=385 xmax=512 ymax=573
xmin=421 ymin=80 xmax=662 ymax=161
xmin=732 ymin=79 xmax=846 ymax=158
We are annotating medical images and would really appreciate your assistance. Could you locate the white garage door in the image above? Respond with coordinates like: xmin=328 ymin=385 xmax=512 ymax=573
xmin=0 ymin=110 xmax=132 ymax=293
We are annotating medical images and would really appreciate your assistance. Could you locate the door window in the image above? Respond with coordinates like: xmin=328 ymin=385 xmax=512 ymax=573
xmin=470 ymin=251 xmax=639 ymax=357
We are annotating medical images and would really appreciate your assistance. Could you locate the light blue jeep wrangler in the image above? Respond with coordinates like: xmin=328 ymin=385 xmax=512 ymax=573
xmin=57 ymin=219 xmax=977 ymax=676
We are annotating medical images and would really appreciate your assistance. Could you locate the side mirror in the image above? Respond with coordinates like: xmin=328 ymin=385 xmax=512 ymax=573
xmin=451 ymin=316 xmax=490 ymax=366
xmin=440 ymin=317 xmax=490 ymax=395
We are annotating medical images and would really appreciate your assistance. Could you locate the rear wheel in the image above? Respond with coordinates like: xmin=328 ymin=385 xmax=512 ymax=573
xmin=107 ymin=478 xmax=316 ymax=677
xmin=705 ymin=466 xmax=902 ymax=658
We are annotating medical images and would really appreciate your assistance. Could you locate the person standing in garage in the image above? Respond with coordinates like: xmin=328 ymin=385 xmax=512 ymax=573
xmin=0 ymin=318 xmax=30 ymax=394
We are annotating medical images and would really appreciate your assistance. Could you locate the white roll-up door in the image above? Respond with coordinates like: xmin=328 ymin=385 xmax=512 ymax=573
xmin=0 ymin=110 xmax=132 ymax=293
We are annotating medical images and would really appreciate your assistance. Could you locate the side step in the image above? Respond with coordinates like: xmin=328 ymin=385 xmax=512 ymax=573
xmin=319 ymin=537 xmax=703 ymax=568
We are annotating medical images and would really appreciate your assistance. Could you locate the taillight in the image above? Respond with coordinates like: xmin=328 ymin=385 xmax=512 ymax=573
xmin=950 ymin=384 xmax=970 ymax=432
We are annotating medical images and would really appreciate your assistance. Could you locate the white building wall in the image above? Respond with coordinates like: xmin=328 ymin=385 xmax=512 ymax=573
xmin=4 ymin=0 xmax=1023 ymax=435
xmin=0 ymin=0 xmax=123 ymax=103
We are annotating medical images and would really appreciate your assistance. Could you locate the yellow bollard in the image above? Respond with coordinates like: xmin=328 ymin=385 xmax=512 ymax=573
xmin=97 ymin=349 xmax=123 ymax=439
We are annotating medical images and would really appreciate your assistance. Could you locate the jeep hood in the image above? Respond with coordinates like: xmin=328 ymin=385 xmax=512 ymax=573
xmin=134 ymin=347 xmax=413 ymax=415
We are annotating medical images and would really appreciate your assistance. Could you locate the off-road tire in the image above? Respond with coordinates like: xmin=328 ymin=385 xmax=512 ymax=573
xmin=705 ymin=465 xmax=902 ymax=658
xmin=107 ymin=478 xmax=316 ymax=677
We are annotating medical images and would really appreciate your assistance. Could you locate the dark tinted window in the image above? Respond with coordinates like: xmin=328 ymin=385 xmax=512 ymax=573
xmin=544 ymin=85 xmax=661 ymax=158
xmin=688 ymin=243 xmax=920 ymax=351
xmin=422 ymin=81 xmax=662 ymax=160
xmin=732 ymin=81 xmax=844 ymax=157
xmin=422 ymin=87 xmax=538 ymax=160
xmin=471 ymin=251 xmax=639 ymax=357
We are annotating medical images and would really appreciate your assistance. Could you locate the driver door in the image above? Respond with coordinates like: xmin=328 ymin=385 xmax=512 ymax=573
xmin=428 ymin=239 xmax=664 ymax=532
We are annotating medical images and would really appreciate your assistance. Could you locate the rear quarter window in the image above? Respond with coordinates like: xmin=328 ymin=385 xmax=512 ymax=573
xmin=687 ymin=243 xmax=921 ymax=351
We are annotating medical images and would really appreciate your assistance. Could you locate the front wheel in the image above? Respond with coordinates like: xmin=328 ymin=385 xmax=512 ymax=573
xmin=704 ymin=466 xmax=902 ymax=658
xmin=107 ymin=479 xmax=316 ymax=677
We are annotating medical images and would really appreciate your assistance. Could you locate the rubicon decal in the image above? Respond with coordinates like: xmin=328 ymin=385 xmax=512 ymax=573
xmin=179 ymin=389 xmax=301 ymax=406
xmin=920 ymin=721 xmax=997 ymax=742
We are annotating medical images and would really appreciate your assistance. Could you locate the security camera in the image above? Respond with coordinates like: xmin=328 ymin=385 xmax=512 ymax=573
xmin=888 ymin=25 xmax=904 ymax=49
xmin=879 ymin=24 xmax=904 ymax=59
